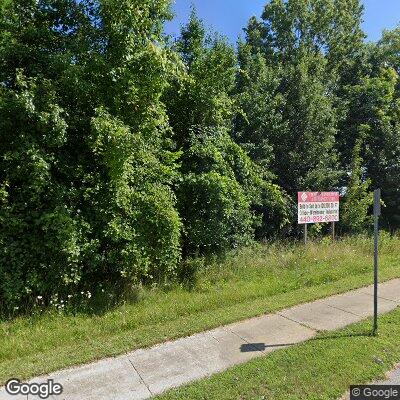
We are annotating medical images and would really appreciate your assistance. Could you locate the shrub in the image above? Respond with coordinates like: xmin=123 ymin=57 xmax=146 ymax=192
xmin=179 ymin=171 xmax=255 ymax=253
xmin=177 ymin=129 xmax=290 ymax=254
xmin=0 ymin=0 xmax=181 ymax=313
xmin=341 ymin=134 xmax=373 ymax=233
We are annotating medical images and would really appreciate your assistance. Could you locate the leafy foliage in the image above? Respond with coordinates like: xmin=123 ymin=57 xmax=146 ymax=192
xmin=0 ymin=0 xmax=181 ymax=311
xmin=235 ymin=0 xmax=346 ymax=194
xmin=340 ymin=65 xmax=400 ymax=229
xmin=168 ymin=12 xmax=290 ymax=254
xmin=177 ymin=129 xmax=290 ymax=253
xmin=341 ymin=134 xmax=373 ymax=233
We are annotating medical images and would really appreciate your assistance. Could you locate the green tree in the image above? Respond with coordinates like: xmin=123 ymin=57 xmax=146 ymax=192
xmin=167 ymin=9 xmax=237 ymax=146
xmin=166 ymin=11 xmax=289 ymax=253
xmin=341 ymin=132 xmax=373 ymax=233
xmin=341 ymin=66 xmax=400 ymax=229
xmin=0 ymin=0 xmax=181 ymax=311
xmin=365 ymin=29 xmax=400 ymax=230
xmin=236 ymin=0 xmax=355 ymax=194
xmin=234 ymin=21 xmax=286 ymax=169
xmin=376 ymin=26 xmax=400 ymax=74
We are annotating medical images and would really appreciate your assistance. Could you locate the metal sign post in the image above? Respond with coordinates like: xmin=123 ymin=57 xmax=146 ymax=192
xmin=304 ymin=223 xmax=308 ymax=245
xmin=373 ymin=189 xmax=381 ymax=336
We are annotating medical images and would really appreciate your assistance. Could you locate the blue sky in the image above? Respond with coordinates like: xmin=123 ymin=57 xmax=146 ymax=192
xmin=165 ymin=0 xmax=400 ymax=43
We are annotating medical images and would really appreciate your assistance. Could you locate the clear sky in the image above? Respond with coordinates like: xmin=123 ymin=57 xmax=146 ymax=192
xmin=165 ymin=0 xmax=400 ymax=43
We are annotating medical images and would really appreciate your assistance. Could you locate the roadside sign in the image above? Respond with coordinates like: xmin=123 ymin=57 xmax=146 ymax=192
xmin=298 ymin=192 xmax=340 ymax=224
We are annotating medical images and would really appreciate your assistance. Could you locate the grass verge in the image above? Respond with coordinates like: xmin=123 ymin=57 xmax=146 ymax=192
xmin=1 ymin=235 xmax=400 ymax=385
xmin=156 ymin=307 xmax=400 ymax=400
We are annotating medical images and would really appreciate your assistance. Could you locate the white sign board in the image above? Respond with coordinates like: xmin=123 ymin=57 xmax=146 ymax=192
xmin=298 ymin=192 xmax=339 ymax=224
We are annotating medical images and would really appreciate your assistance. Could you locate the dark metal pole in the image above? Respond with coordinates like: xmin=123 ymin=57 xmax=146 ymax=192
xmin=332 ymin=221 xmax=335 ymax=241
xmin=373 ymin=189 xmax=381 ymax=336
xmin=304 ymin=223 xmax=308 ymax=245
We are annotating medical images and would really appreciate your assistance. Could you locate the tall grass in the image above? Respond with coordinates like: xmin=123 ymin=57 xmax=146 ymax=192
xmin=0 ymin=234 xmax=399 ymax=384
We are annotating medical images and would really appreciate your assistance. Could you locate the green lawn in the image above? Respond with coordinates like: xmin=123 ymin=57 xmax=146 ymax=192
xmin=1 ymin=235 xmax=400 ymax=385
xmin=157 ymin=308 xmax=400 ymax=400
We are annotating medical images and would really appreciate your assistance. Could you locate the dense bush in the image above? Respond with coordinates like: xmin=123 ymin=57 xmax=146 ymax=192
xmin=0 ymin=74 xmax=88 ymax=309
xmin=179 ymin=171 xmax=254 ymax=253
xmin=90 ymin=109 xmax=182 ymax=282
xmin=341 ymin=134 xmax=373 ymax=233
xmin=176 ymin=129 xmax=290 ymax=254
xmin=0 ymin=0 xmax=181 ymax=311
xmin=166 ymin=13 xmax=290 ymax=254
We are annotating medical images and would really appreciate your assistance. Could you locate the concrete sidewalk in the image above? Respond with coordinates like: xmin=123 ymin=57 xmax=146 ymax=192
xmin=379 ymin=364 xmax=400 ymax=385
xmin=1 ymin=279 xmax=400 ymax=400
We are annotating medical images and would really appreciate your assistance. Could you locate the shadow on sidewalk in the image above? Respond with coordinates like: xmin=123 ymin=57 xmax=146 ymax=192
xmin=240 ymin=330 xmax=372 ymax=353
xmin=240 ymin=343 xmax=295 ymax=352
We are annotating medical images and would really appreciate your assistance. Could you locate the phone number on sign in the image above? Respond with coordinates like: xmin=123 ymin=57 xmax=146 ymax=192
xmin=299 ymin=215 xmax=338 ymax=223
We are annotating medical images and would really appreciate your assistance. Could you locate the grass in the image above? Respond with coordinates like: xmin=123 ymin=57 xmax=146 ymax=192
xmin=1 ymin=234 xmax=400 ymax=385
xmin=156 ymin=308 xmax=400 ymax=400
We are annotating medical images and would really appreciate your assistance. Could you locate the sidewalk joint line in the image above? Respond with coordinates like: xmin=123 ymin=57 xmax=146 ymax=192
xmin=362 ymin=292 xmax=400 ymax=304
xmin=277 ymin=312 xmax=318 ymax=332
xmin=325 ymin=303 xmax=364 ymax=317
xmin=209 ymin=331 xmax=221 ymax=343
xmin=127 ymin=356 xmax=153 ymax=396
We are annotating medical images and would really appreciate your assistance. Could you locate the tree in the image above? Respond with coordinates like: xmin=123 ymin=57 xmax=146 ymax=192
xmin=341 ymin=65 xmax=400 ymax=230
xmin=235 ymin=0 xmax=352 ymax=195
xmin=260 ymin=0 xmax=365 ymax=73
xmin=166 ymin=11 xmax=290 ymax=253
xmin=362 ymin=29 xmax=400 ymax=230
xmin=167 ymin=9 xmax=237 ymax=147
xmin=234 ymin=21 xmax=286 ymax=169
xmin=341 ymin=132 xmax=373 ymax=233
xmin=376 ymin=26 xmax=400 ymax=75
xmin=0 ymin=0 xmax=182 ymax=311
